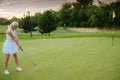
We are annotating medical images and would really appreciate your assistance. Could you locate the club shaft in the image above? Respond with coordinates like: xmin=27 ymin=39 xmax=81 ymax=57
xmin=22 ymin=51 xmax=36 ymax=66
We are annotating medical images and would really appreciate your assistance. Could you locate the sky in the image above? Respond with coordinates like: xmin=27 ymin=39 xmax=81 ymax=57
xmin=0 ymin=0 xmax=116 ymax=19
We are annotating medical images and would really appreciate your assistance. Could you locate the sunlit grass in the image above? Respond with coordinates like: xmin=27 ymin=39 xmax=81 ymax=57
xmin=0 ymin=37 xmax=120 ymax=80
xmin=0 ymin=25 xmax=120 ymax=80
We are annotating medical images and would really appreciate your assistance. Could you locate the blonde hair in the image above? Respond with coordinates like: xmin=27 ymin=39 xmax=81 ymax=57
xmin=8 ymin=21 xmax=19 ymax=29
xmin=11 ymin=21 xmax=19 ymax=27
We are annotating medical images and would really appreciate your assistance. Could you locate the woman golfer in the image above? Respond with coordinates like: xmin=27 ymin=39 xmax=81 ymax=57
xmin=2 ymin=21 xmax=23 ymax=75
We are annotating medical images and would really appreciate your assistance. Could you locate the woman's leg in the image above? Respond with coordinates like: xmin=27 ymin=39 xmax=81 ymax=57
xmin=13 ymin=53 xmax=19 ymax=67
xmin=4 ymin=54 xmax=10 ymax=70
xmin=13 ymin=53 xmax=22 ymax=71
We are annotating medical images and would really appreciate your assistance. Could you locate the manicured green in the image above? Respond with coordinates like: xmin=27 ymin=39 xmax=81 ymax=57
xmin=0 ymin=37 xmax=120 ymax=80
xmin=0 ymin=25 xmax=120 ymax=80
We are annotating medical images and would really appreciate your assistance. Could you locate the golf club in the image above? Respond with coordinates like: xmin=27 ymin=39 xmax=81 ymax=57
xmin=21 ymin=50 xmax=37 ymax=66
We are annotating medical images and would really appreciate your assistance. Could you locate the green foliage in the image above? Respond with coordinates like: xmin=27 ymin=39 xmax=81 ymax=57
xmin=110 ymin=1 xmax=120 ymax=28
xmin=20 ymin=12 xmax=36 ymax=38
xmin=0 ymin=18 xmax=10 ymax=25
xmin=32 ymin=12 xmax=43 ymax=28
xmin=76 ymin=0 xmax=93 ymax=8
xmin=79 ymin=9 xmax=89 ymax=27
xmin=58 ymin=0 xmax=120 ymax=28
xmin=72 ymin=2 xmax=82 ymax=10
xmin=0 ymin=25 xmax=8 ymax=34
xmin=89 ymin=14 xmax=99 ymax=27
xmin=38 ymin=10 xmax=57 ymax=36
xmin=59 ymin=2 xmax=72 ymax=26
xmin=0 ymin=0 xmax=120 ymax=30
xmin=20 ymin=16 xmax=31 ymax=33
xmin=9 ymin=16 xmax=21 ymax=24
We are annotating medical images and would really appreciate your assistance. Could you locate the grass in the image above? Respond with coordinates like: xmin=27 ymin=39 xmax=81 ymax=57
xmin=0 ymin=25 xmax=120 ymax=80
xmin=0 ymin=25 xmax=8 ymax=34
xmin=0 ymin=37 xmax=120 ymax=80
xmin=0 ymin=25 xmax=120 ymax=41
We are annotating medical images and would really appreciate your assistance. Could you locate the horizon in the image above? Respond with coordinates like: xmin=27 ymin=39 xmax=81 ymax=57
xmin=0 ymin=0 xmax=117 ymax=19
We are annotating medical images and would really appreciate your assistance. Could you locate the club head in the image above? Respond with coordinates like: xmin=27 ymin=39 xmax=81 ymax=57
xmin=33 ymin=63 xmax=37 ymax=66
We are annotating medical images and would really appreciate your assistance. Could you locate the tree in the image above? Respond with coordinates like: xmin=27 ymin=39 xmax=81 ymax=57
xmin=20 ymin=11 xmax=33 ymax=38
xmin=88 ymin=14 xmax=99 ymax=27
xmin=10 ymin=16 xmax=21 ymax=28
xmin=58 ymin=2 xmax=72 ymax=27
xmin=97 ymin=0 xmax=107 ymax=7
xmin=0 ymin=18 xmax=10 ymax=25
xmin=110 ymin=0 xmax=120 ymax=29
xmin=38 ymin=10 xmax=57 ymax=36
xmin=33 ymin=12 xmax=43 ymax=28
xmin=79 ymin=9 xmax=89 ymax=27
xmin=10 ymin=16 xmax=20 ymax=22
xmin=70 ymin=9 xmax=80 ymax=27
xmin=76 ymin=0 xmax=93 ymax=8
xmin=72 ymin=2 xmax=82 ymax=10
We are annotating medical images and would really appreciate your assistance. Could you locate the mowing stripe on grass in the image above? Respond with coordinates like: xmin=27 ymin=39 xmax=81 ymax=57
xmin=0 ymin=37 xmax=120 ymax=80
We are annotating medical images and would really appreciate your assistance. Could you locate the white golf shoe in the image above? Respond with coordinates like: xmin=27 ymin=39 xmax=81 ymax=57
xmin=4 ymin=70 xmax=10 ymax=75
xmin=16 ymin=67 xmax=22 ymax=71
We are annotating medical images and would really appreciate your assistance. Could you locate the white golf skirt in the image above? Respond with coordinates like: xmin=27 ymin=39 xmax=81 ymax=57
xmin=2 ymin=39 xmax=18 ymax=54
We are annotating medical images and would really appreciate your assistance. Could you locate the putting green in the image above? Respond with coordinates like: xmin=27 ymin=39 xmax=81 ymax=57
xmin=0 ymin=37 xmax=120 ymax=80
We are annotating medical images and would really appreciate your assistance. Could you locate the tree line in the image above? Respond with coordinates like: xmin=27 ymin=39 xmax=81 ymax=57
xmin=0 ymin=0 xmax=120 ymax=36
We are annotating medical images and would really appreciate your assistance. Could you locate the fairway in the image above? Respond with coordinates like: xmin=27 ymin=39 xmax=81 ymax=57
xmin=0 ymin=37 xmax=120 ymax=80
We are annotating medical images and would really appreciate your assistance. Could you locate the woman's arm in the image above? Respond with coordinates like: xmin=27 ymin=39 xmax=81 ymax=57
xmin=7 ymin=31 xmax=23 ymax=51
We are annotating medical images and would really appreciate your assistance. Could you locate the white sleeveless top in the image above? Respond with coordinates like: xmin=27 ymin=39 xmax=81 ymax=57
xmin=2 ymin=27 xmax=18 ymax=54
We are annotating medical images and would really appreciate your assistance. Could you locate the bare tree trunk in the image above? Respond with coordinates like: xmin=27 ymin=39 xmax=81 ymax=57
xmin=48 ymin=32 xmax=50 ymax=36
xmin=30 ymin=31 xmax=32 ymax=38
